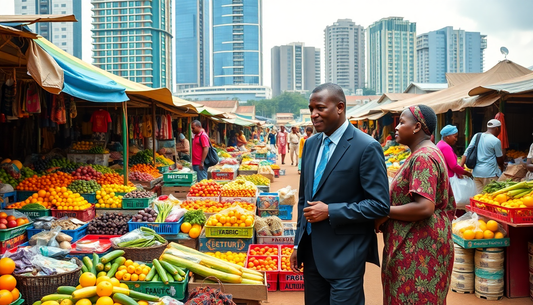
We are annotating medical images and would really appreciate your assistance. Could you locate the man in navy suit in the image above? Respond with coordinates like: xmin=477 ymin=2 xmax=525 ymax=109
xmin=290 ymin=83 xmax=390 ymax=305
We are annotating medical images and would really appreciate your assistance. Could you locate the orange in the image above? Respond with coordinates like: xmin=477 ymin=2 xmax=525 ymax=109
xmin=134 ymin=267 xmax=143 ymax=275
xmin=483 ymin=230 xmax=495 ymax=239
xmin=60 ymin=299 xmax=73 ymax=305
xmin=124 ymin=260 xmax=133 ymax=267
xmin=0 ymin=213 xmax=6 ymax=219
xmin=38 ymin=190 xmax=47 ymax=197
xmin=474 ymin=229 xmax=484 ymax=240
xmin=96 ymin=281 xmax=113 ymax=297
xmin=109 ymin=278 xmax=120 ymax=287
xmin=522 ymin=196 xmax=533 ymax=207
xmin=96 ymin=296 xmax=114 ymax=305
xmin=494 ymin=194 xmax=507 ymax=204
xmin=96 ymin=276 xmax=111 ymax=285
xmin=180 ymin=222 xmax=192 ymax=233
xmin=486 ymin=220 xmax=499 ymax=232
xmin=127 ymin=265 xmax=136 ymax=274
xmin=462 ymin=230 xmax=475 ymax=240
xmin=16 ymin=219 xmax=25 ymax=226
xmin=138 ymin=274 xmax=146 ymax=281
xmin=0 ymin=290 xmax=13 ymax=305
xmin=0 ymin=275 xmax=16 ymax=291
xmin=495 ymin=232 xmax=505 ymax=239
xmin=75 ymin=299 xmax=92 ymax=305
xmin=0 ymin=258 xmax=15 ymax=275
xmin=189 ymin=227 xmax=201 ymax=239
xmin=130 ymin=274 xmax=138 ymax=282
xmin=119 ymin=284 xmax=128 ymax=290
xmin=10 ymin=288 xmax=19 ymax=301
xmin=79 ymin=272 xmax=96 ymax=287
xmin=122 ymin=273 xmax=131 ymax=281
xmin=137 ymin=301 xmax=149 ymax=305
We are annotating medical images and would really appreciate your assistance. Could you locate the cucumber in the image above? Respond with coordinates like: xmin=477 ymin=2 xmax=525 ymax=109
xmin=159 ymin=261 xmax=178 ymax=275
xmin=145 ymin=267 xmax=157 ymax=281
xmin=113 ymin=293 xmax=138 ymax=305
xmin=72 ymin=286 xmax=97 ymax=300
xmin=167 ymin=272 xmax=174 ymax=283
xmin=41 ymin=295 xmax=72 ymax=302
xmin=151 ymin=274 xmax=159 ymax=282
xmin=82 ymin=257 xmax=95 ymax=276
xmin=101 ymin=250 xmax=125 ymax=264
xmin=96 ymin=263 xmax=104 ymax=272
xmin=152 ymin=259 xmax=168 ymax=284
xmin=113 ymin=256 xmax=126 ymax=266
xmin=32 ymin=302 xmax=42 ymax=305
xmin=81 ymin=265 xmax=88 ymax=273
xmin=127 ymin=291 xmax=159 ymax=302
xmin=176 ymin=267 xmax=186 ymax=277
xmin=104 ymin=262 xmax=112 ymax=271
xmin=56 ymin=286 xmax=76 ymax=295
xmin=92 ymin=253 xmax=100 ymax=273
xmin=107 ymin=261 xmax=120 ymax=278
xmin=173 ymin=273 xmax=183 ymax=282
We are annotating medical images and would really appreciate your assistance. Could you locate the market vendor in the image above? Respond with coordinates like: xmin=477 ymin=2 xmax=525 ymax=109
xmin=437 ymin=125 xmax=472 ymax=179
xmin=227 ymin=130 xmax=238 ymax=147
xmin=176 ymin=133 xmax=190 ymax=162
xmin=236 ymin=131 xmax=247 ymax=151
xmin=527 ymin=132 xmax=533 ymax=181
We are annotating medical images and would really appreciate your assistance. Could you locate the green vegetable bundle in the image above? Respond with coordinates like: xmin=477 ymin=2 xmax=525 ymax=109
xmin=183 ymin=210 xmax=206 ymax=226
xmin=117 ymin=227 xmax=167 ymax=248
xmin=483 ymin=179 xmax=518 ymax=194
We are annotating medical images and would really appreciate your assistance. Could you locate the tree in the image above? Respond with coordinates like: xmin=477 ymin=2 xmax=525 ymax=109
xmin=248 ymin=92 xmax=309 ymax=118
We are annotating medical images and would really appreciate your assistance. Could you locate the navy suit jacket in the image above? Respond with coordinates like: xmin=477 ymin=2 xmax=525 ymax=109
xmin=295 ymin=123 xmax=390 ymax=279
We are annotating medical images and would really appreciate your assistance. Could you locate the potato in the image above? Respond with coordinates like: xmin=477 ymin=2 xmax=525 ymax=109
xmin=59 ymin=241 xmax=72 ymax=250
xmin=56 ymin=233 xmax=73 ymax=242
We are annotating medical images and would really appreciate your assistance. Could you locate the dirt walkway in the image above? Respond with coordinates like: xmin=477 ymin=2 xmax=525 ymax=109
xmin=264 ymin=161 xmax=530 ymax=304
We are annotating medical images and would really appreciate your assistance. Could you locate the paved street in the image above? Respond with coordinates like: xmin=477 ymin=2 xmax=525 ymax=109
xmin=265 ymin=161 xmax=530 ymax=304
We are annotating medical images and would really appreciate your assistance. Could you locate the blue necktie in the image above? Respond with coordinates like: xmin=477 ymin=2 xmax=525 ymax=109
xmin=307 ymin=137 xmax=332 ymax=234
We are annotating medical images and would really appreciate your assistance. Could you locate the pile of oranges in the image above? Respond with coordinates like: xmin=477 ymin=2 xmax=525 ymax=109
xmin=114 ymin=260 xmax=151 ymax=282
xmin=16 ymin=172 xmax=74 ymax=191
xmin=9 ymin=188 xmax=92 ymax=211
xmin=181 ymin=200 xmax=255 ymax=213
xmin=129 ymin=164 xmax=161 ymax=178
xmin=0 ymin=257 xmax=20 ymax=305
xmin=96 ymin=173 xmax=134 ymax=186
xmin=206 ymin=209 xmax=254 ymax=228
xmin=249 ymin=246 xmax=278 ymax=256
xmin=246 ymin=256 xmax=278 ymax=272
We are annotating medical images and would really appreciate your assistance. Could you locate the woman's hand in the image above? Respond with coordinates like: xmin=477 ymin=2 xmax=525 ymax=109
xmin=374 ymin=216 xmax=389 ymax=233
xmin=464 ymin=171 xmax=473 ymax=178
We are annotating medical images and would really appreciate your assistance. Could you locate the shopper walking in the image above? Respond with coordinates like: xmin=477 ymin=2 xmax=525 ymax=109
xmin=298 ymin=126 xmax=313 ymax=174
xmin=276 ymin=126 xmax=288 ymax=165
xmin=267 ymin=128 xmax=277 ymax=153
xmin=289 ymin=126 xmax=301 ymax=166
xmin=375 ymin=105 xmax=455 ymax=305
xmin=290 ymin=83 xmax=390 ymax=305
xmin=191 ymin=120 xmax=209 ymax=181
xmin=437 ymin=125 xmax=472 ymax=179
xmin=460 ymin=119 xmax=505 ymax=194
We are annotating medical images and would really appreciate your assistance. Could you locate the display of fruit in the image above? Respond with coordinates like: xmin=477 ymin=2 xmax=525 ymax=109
xmin=95 ymin=187 xmax=124 ymax=209
xmin=206 ymin=209 xmax=254 ymax=228
xmin=88 ymin=213 xmax=131 ymax=235
xmin=72 ymin=166 xmax=103 ymax=181
xmin=474 ymin=181 xmax=533 ymax=208
xmin=123 ymin=190 xmax=155 ymax=199
xmin=16 ymin=172 xmax=75 ymax=191
xmin=0 ymin=168 xmax=18 ymax=188
xmin=205 ymin=251 xmax=247 ymax=267
xmin=9 ymin=187 xmax=91 ymax=211
xmin=101 ymin=184 xmax=136 ymax=193
xmin=155 ymin=153 xmax=174 ymax=166
xmin=453 ymin=217 xmax=506 ymax=240
xmin=220 ymin=179 xmax=256 ymax=197
xmin=130 ymin=164 xmax=162 ymax=178
xmin=90 ymin=164 xmax=115 ymax=174
xmin=97 ymin=173 xmax=134 ymax=186
xmin=249 ymin=246 xmax=278 ymax=256
xmin=180 ymin=200 xmax=255 ymax=213
xmin=68 ymin=180 xmax=101 ymax=194
xmin=88 ymin=146 xmax=106 ymax=154
xmin=506 ymin=149 xmax=528 ymax=159
xmin=129 ymin=150 xmax=154 ymax=165
xmin=239 ymin=164 xmax=257 ymax=171
xmin=281 ymin=246 xmax=293 ymax=257
xmin=115 ymin=260 xmax=152 ymax=282
xmin=188 ymin=180 xmax=222 ymax=197
xmin=237 ymin=174 xmax=270 ymax=186
xmin=0 ymin=257 xmax=19 ymax=305
xmin=129 ymin=171 xmax=155 ymax=182
xmin=131 ymin=208 xmax=158 ymax=222
xmin=246 ymin=256 xmax=278 ymax=272
xmin=72 ymin=141 xmax=96 ymax=151
xmin=0 ymin=212 xmax=30 ymax=230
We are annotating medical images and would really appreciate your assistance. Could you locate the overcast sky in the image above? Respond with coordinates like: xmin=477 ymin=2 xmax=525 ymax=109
xmin=4 ymin=0 xmax=533 ymax=88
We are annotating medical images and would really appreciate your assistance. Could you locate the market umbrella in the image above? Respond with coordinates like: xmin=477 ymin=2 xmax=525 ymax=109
xmin=495 ymin=112 xmax=509 ymax=150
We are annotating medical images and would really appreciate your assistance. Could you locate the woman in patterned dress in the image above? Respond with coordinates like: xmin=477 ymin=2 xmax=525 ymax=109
xmin=375 ymin=105 xmax=456 ymax=305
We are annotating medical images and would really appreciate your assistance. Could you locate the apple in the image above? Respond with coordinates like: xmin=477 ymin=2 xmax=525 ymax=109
xmin=0 ymin=224 xmax=6 ymax=229
xmin=7 ymin=220 xmax=17 ymax=228
xmin=0 ymin=219 xmax=7 ymax=225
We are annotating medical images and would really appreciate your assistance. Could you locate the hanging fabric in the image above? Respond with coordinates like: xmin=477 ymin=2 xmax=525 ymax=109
xmin=51 ymin=94 xmax=66 ymax=125
xmin=129 ymin=116 xmax=134 ymax=140
xmin=166 ymin=114 xmax=172 ymax=140
xmin=25 ymin=81 xmax=41 ymax=113
xmin=142 ymin=115 xmax=153 ymax=138
xmin=155 ymin=115 xmax=161 ymax=138
xmin=69 ymin=97 xmax=77 ymax=118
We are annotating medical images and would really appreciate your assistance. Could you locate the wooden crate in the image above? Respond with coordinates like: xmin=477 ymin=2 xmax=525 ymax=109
xmin=162 ymin=185 xmax=191 ymax=199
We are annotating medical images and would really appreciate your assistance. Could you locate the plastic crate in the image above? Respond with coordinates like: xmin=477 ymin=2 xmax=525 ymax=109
xmin=267 ymin=280 xmax=277 ymax=292
xmin=254 ymin=153 xmax=267 ymax=160
xmin=278 ymin=205 xmax=293 ymax=220
xmin=279 ymin=280 xmax=304 ymax=291
xmin=51 ymin=205 xmax=96 ymax=222
xmin=211 ymin=171 xmax=236 ymax=181
xmin=248 ymin=244 xmax=280 ymax=257
xmin=68 ymin=234 xmax=120 ymax=259
xmin=81 ymin=193 xmax=97 ymax=204
xmin=26 ymin=223 xmax=89 ymax=241
xmin=124 ymin=269 xmax=189 ymax=300
xmin=0 ymin=192 xmax=17 ymax=209
xmin=245 ymin=255 xmax=279 ymax=281
xmin=122 ymin=196 xmax=155 ymax=210
xmin=127 ymin=218 xmax=183 ymax=235
xmin=238 ymin=170 xmax=258 ymax=176
xmin=0 ymin=233 xmax=27 ymax=254
xmin=15 ymin=209 xmax=51 ymax=219
xmin=273 ymin=169 xmax=280 ymax=178
xmin=163 ymin=171 xmax=197 ymax=185
xmin=0 ymin=222 xmax=32 ymax=242
xmin=452 ymin=234 xmax=510 ymax=249
xmin=470 ymin=198 xmax=533 ymax=224
xmin=158 ymin=166 xmax=171 ymax=174
xmin=17 ymin=191 xmax=36 ymax=202
xmin=256 ymin=185 xmax=270 ymax=193
xmin=257 ymin=222 xmax=296 ymax=245
xmin=204 ymin=221 xmax=254 ymax=239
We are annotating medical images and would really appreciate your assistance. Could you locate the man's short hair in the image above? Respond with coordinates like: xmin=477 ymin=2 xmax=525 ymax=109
xmin=192 ymin=120 xmax=202 ymax=127
xmin=312 ymin=83 xmax=346 ymax=104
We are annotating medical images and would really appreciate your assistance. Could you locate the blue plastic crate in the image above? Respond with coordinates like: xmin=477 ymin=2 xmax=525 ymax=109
xmin=127 ymin=218 xmax=183 ymax=235
xmin=278 ymin=205 xmax=293 ymax=220
xmin=17 ymin=191 xmax=36 ymax=202
xmin=0 ymin=192 xmax=17 ymax=209
xmin=81 ymin=193 xmax=97 ymax=204
xmin=26 ymin=223 xmax=89 ymax=242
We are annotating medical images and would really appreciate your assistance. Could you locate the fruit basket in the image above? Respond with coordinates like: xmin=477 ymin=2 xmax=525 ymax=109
xmin=26 ymin=223 xmax=89 ymax=241
xmin=14 ymin=208 xmax=51 ymax=219
xmin=122 ymin=196 xmax=156 ymax=210
xmin=278 ymin=245 xmax=304 ymax=291
xmin=127 ymin=218 xmax=183 ymax=235
xmin=248 ymin=244 xmax=280 ymax=257
xmin=163 ymin=171 xmax=197 ymax=186
xmin=470 ymin=198 xmax=533 ymax=224
xmin=51 ymin=205 xmax=96 ymax=222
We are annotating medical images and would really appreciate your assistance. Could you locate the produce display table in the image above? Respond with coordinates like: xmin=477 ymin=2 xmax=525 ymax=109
xmin=67 ymin=153 xmax=110 ymax=166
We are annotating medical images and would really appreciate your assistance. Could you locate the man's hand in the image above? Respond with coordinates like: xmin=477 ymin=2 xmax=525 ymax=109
xmin=464 ymin=171 xmax=473 ymax=178
xmin=303 ymin=201 xmax=329 ymax=223
xmin=374 ymin=216 xmax=388 ymax=233
xmin=199 ymin=164 xmax=204 ymax=170
xmin=290 ymin=249 xmax=302 ymax=273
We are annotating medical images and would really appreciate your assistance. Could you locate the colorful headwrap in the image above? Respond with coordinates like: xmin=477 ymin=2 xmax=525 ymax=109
xmin=409 ymin=105 xmax=432 ymax=135
xmin=440 ymin=125 xmax=458 ymax=137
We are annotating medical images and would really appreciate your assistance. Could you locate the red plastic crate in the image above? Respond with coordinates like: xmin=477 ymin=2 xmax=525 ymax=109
xmin=211 ymin=171 xmax=236 ymax=181
xmin=0 ymin=233 xmax=27 ymax=254
xmin=470 ymin=199 xmax=533 ymax=224
xmin=51 ymin=205 xmax=96 ymax=222
xmin=245 ymin=255 xmax=280 ymax=281
xmin=247 ymin=244 xmax=280 ymax=257
xmin=279 ymin=280 xmax=304 ymax=291
xmin=279 ymin=245 xmax=304 ymax=283
xmin=70 ymin=234 xmax=120 ymax=255
xmin=267 ymin=280 xmax=277 ymax=292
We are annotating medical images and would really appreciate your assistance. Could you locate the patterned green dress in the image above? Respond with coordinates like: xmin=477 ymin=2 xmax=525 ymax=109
xmin=382 ymin=146 xmax=456 ymax=305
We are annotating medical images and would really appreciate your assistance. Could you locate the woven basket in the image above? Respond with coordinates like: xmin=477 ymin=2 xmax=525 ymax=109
xmin=14 ymin=257 xmax=83 ymax=305
xmin=112 ymin=241 xmax=168 ymax=262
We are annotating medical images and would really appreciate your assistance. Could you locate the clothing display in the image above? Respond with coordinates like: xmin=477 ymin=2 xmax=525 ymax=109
xmin=90 ymin=109 xmax=112 ymax=133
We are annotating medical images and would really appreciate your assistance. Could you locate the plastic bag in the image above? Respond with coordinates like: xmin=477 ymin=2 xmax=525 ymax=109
xmin=157 ymin=296 xmax=183 ymax=305
xmin=165 ymin=207 xmax=186 ymax=222
xmin=29 ymin=226 xmax=61 ymax=247
xmin=30 ymin=254 xmax=78 ymax=276
xmin=110 ymin=229 xmax=160 ymax=247
xmin=452 ymin=212 xmax=507 ymax=239
xmin=450 ymin=175 xmax=477 ymax=208
xmin=278 ymin=185 xmax=297 ymax=206
xmin=265 ymin=216 xmax=283 ymax=236
xmin=254 ymin=217 xmax=271 ymax=236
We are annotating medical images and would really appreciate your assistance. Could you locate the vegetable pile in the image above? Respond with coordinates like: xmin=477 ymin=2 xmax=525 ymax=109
xmin=131 ymin=208 xmax=158 ymax=223
xmin=123 ymin=190 xmax=154 ymax=199
xmin=88 ymin=213 xmax=131 ymax=235
xmin=68 ymin=180 xmax=101 ymax=194
xmin=115 ymin=227 xmax=166 ymax=248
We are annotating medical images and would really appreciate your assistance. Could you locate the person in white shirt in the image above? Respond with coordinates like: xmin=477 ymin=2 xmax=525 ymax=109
xmin=289 ymin=126 xmax=301 ymax=166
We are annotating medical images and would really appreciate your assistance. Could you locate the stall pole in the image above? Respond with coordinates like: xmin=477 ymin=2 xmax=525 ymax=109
xmin=500 ymin=100 xmax=506 ymax=114
xmin=465 ymin=108 xmax=471 ymax=147
xmin=152 ymin=101 xmax=156 ymax=167
xmin=122 ymin=102 xmax=129 ymax=186
xmin=188 ymin=117 xmax=192 ymax=154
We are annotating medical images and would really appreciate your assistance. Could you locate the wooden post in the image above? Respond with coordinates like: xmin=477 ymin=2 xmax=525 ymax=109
xmin=122 ymin=102 xmax=129 ymax=186
xmin=465 ymin=108 xmax=471 ymax=147
xmin=152 ymin=100 xmax=156 ymax=167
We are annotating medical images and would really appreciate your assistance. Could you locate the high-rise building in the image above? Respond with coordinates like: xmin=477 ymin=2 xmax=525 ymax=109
xmin=417 ymin=27 xmax=487 ymax=83
xmin=324 ymin=19 xmax=365 ymax=94
xmin=271 ymin=42 xmax=320 ymax=97
xmin=367 ymin=17 xmax=416 ymax=94
xmin=15 ymin=0 xmax=82 ymax=58
xmin=91 ymin=0 xmax=172 ymax=89
xmin=175 ymin=0 xmax=268 ymax=102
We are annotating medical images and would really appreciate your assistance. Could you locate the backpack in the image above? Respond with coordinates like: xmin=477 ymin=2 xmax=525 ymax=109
xmin=198 ymin=132 xmax=219 ymax=168
xmin=465 ymin=133 xmax=482 ymax=169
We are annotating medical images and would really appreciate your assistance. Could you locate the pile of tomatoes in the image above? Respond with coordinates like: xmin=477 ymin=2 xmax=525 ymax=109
xmin=181 ymin=200 xmax=255 ymax=213
xmin=188 ymin=180 xmax=221 ymax=197
xmin=0 ymin=212 xmax=29 ymax=230
xmin=249 ymin=245 xmax=278 ymax=257
xmin=246 ymin=256 xmax=278 ymax=272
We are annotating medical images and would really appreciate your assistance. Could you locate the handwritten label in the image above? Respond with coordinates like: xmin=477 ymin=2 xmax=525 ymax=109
xmin=281 ymin=282 xmax=305 ymax=290
xmin=206 ymin=239 xmax=247 ymax=251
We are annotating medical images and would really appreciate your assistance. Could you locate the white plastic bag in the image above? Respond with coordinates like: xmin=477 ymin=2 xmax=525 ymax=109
xmin=450 ymin=175 xmax=477 ymax=208
xmin=278 ymin=185 xmax=297 ymax=206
